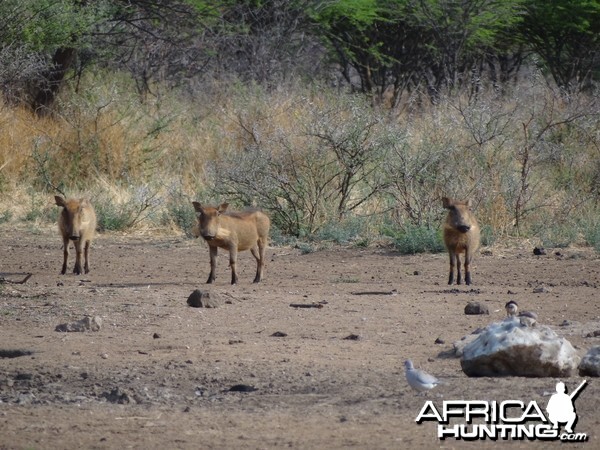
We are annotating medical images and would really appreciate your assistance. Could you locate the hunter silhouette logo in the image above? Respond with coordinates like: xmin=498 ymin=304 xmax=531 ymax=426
xmin=416 ymin=379 xmax=589 ymax=442
xmin=546 ymin=380 xmax=586 ymax=434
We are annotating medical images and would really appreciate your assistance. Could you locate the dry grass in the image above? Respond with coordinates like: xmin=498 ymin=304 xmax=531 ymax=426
xmin=0 ymin=72 xmax=598 ymax=249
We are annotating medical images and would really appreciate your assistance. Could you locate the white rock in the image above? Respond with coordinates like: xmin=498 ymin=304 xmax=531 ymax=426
xmin=460 ymin=317 xmax=580 ymax=377
xmin=579 ymin=346 xmax=600 ymax=377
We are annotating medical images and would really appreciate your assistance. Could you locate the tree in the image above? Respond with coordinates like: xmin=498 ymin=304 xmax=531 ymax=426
xmin=0 ymin=0 xmax=206 ymax=113
xmin=310 ymin=0 xmax=527 ymax=107
xmin=0 ymin=0 xmax=107 ymax=113
xmin=520 ymin=0 xmax=600 ymax=93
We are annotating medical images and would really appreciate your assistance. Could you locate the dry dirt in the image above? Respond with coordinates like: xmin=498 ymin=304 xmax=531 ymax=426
xmin=1 ymin=224 xmax=599 ymax=449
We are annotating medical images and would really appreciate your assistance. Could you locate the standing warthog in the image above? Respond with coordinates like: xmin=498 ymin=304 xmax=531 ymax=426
xmin=442 ymin=197 xmax=480 ymax=285
xmin=55 ymin=196 xmax=97 ymax=275
xmin=192 ymin=202 xmax=270 ymax=285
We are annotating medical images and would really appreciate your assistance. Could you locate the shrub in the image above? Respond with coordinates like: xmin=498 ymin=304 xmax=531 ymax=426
xmin=92 ymin=181 xmax=161 ymax=232
xmin=384 ymin=223 xmax=445 ymax=255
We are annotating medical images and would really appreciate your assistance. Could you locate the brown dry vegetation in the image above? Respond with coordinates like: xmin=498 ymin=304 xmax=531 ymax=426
xmin=1 ymin=72 xmax=598 ymax=256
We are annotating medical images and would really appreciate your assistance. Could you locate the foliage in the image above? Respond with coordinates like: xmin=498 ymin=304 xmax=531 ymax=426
xmin=0 ymin=38 xmax=599 ymax=254
xmin=93 ymin=182 xmax=162 ymax=232
xmin=206 ymin=88 xmax=390 ymax=236
xmin=520 ymin=0 xmax=600 ymax=92
xmin=0 ymin=0 xmax=107 ymax=52
xmin=383 ymin=223 xmax=445 ymax=255
xmin=1 ymin=0 xmax=598 ymax=114
xmin=310 ymin=0 xmax=527 ymax=105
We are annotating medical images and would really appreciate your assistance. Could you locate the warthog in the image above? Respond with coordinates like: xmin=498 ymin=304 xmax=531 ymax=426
xmin=55 ymin=196 xmax=97 ymax=275
xmin=442 ymin=197 xmax=480 ymax=285
xmin=192 ymin=202 xmax=270 ymax=285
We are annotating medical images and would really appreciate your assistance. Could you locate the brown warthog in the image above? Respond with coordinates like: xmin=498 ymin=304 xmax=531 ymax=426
xmin=192 ymin=202 xmax=270 ymax=285
xmin=442 ymin=197 xmax=480 ymax=285
xmin=55 ymin=196 xmax=97 ymax=275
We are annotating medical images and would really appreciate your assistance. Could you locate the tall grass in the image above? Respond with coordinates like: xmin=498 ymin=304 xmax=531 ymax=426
xmin=0 ymin=69 xmax=598 ymax=252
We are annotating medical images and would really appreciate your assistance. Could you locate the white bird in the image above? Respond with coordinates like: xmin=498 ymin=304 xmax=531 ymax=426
xmin=404 ymin=360 xmax=442 ymax=393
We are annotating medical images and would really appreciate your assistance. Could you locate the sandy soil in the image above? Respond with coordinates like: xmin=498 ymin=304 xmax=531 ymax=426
xmin=1 ymin=224 xmax=599 ymax=449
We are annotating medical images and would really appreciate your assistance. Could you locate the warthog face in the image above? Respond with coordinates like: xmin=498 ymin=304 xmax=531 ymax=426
xmin=192 ymin=202 xmax=229 ymax=241
xmin=55 ymin=196 xmax=89 ymax=240
xmin=443 ymin=197 xmax=474 ymax=233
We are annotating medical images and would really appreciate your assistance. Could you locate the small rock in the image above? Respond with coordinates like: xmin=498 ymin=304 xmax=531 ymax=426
xmin=533 ymin=247 xmax=546 ymax=256
xmin=228 ymin=384 xmax=257 ymax=392
xmin=55 ymin=316 xmax=102 ymax=332
xmin=343 ymin=334 xmax=361 ymax=341
xmin=271 ymin=331 xmax=287 ymax=337
xmin=413 ymin=271 xmax=420 ymax=276
xmin=187 ymin=290 xmax=220 ymax=308
xmin=101 ymin=387 xmax=135 ymax=404
xmin=153 ymin=333 xmax=160 ymax=339
xmin=434 ymin=337 xmax=445 ymax=345
xmin=464 ymin=301 xmax=489 ymax=315
xmin=585 ymin=330 xmax=600 ymax=338
xmin=533 ymin=285 xmax=551 ymax=294
xmin=559 ymin=320 xmax=571 ymax=327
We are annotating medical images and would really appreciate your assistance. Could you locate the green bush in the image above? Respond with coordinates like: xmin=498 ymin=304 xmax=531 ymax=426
xmin=385 ymin=224 xmax=445 ymax=255
xmin=581 ymin=217 xmax=600 ymax=252
xmin=93 ymin=184 xmax=161 ymax=232
xmin=313 ymin=217 xmax=369 ymax=245
xmin=162 ymin=201 xmax=197 ymax=237
xmin=0 ymin=210 xmax=12 ymax=224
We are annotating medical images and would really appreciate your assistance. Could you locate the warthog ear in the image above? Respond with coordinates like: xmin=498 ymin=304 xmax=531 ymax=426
xmin=55 ymin=196 xmax=67 ymax=207
xmin=192 ymin=201 xmax=203 ymax=212
xmin=442 ymin=197 xmax=451 ymax=209
xmin=218 ymin=203 xmax=229 ymax=213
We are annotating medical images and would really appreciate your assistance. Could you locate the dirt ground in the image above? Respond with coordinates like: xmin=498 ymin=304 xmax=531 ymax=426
xmin=1 ymin=224 xmax=599 ymax=449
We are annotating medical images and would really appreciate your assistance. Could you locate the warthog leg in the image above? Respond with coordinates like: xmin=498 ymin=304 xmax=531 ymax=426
xmin=84 ymin=239 xmax=91 ymax=274
xmin=229 ymin=245 xmax=238 ymax=285
xmin=464 ymin=251 xmax=473 ymax=285
xmin=251 ymin=245 xmax=264 ymax=283
xmin=207 ymin=246 xmax=218 ymax=284
xmin=448 ymin=252 xmax=457 ymax=285
xmin=61 ymin=237 xmax=69 ymax=275
xmin=73 ymin=239 xmax=84 ymax=275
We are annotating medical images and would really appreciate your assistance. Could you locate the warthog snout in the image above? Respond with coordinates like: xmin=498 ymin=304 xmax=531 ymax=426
xmin=457 ymin=225 xmax=470 ymax=233
xmin=201 ymin=233 xmax=215 ymax=241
